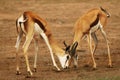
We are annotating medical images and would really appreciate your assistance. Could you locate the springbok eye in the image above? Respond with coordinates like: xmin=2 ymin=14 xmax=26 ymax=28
xmin=67 ymin=55 xmax=70 ymax=60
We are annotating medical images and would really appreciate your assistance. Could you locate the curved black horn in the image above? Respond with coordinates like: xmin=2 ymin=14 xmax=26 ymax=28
xmin=63 ymin=41 xmax=68 ymax=47
xmin=70 ymin=41 xmax=78 ymax=56
xmin=63 ymin=41 xmax=71 ymax=51
xmin=100 ymin=6 xmax=105 ymax=11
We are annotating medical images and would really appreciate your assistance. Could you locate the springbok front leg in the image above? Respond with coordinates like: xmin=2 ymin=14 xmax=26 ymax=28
xmin=85 ymin=33 xmax=98 ymax=67
xmin=87 ymin=33 xmax=96 ymax=69
xmin=40 ymin=32 xmax=60 ymax=71
xmin=100 ymin=27 xmax=112 ymax=67
xmin=15 ymin=30 xmax=23 ymax=75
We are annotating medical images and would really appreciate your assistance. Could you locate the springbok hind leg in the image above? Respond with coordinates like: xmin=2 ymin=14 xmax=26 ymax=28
xmin=91 ymin=32 xmax=98 ymax=55
xmin=33 ymin=39 xmax=39 ymax=72
xmin=100 ymin=28 xmax=112 ymax=68
xmin=15 ymin=30 xmax=23 ymax=75
xmin=73 ymin=54 xmax=78 ymax=68
xmin=87 ymin=34 xmax=97 ymax=69
xmin=23 ymin=35 xmax=34 ymax=77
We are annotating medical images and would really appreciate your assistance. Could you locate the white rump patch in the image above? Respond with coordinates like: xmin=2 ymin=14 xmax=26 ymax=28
xmin=18 ymin=15 xmax=27 ymax=23
xmin=16 ymin=15 xmax=24 ymax=28
xmin=18 ymin=15 xmax=24 ymax=22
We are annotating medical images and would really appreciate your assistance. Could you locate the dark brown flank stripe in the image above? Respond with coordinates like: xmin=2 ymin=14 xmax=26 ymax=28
xmin=90 ymin=14 xmax=99 ymax=28
xmin=33 ymin=18 xmax=47 ymax=32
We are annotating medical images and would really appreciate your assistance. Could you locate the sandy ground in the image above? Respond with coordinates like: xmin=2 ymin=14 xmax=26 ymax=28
xmin=0 ymin=0 xmax=120 ymax=80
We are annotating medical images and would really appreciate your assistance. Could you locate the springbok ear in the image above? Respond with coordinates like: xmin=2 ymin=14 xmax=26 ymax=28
xmin=70 ymin=41 xmax=78 ymax=57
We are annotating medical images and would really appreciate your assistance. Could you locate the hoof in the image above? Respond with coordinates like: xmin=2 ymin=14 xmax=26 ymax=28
xmin=55 ymin=67 xmax=61 ymax=71
xmin=53 ymin=69 xmax=62 ymax=72
xmin=16 ymin=71 xmax=21 ymax=75
xmin=107 ymin=65 xmax=113 ymax=68
xmin=25 ymin=71 xmax=33 ymax=78
xmin=57 ymin=69 xmax=61 ymax=71
xmin=84 ymin=64 xmax=90 ymax=67
xmin=57 ymin=68 xmax=61 ymax=71
xmin=33 ymin=68 xmax=37 ymax=72
xmin=74 ymin=65 xmax=77 ymax=68
xmin=64 ymin=66 xmax=69 ymax=69
xmin=53 ymin=66 xmax=61 ymax=72
xmin=25 ymin=75 xmax=32 ymax=78
xmin=92 ymin=67 xmax=97 ymax=70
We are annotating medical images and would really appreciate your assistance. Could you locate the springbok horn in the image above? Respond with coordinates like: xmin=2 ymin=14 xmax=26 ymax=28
xmin=63 ymin=41 xmax=71 ymax=51
xmin=63 ymin=41 xmax=68 ymax=47
xmin=70 ymin=41 xmax=78 ymax=57
xmin=100 ymin=6 xmax=105 ymax=11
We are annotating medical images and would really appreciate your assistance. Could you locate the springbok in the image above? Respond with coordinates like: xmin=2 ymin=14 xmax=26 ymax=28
xmin=64 ymin=7 xmax=112 ymax=69
xmin=15 ymin=11 xmax=78 ymax=76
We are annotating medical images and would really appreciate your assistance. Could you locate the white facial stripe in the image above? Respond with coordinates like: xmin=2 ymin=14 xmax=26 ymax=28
xmin=65 ymin=58 xmax=69 ymax=68
xmin=58 ymin=54 xmax=68 ymax=68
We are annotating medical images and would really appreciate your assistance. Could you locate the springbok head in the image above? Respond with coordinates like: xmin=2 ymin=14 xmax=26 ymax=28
xmin=100 ymin=6 xmax=111 ymax=18
xmin=62 ymin=41 xmax=78 ymax=68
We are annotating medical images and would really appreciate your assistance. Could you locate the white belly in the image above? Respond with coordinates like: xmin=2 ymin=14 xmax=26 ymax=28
xmin=90 ymin=21 xmax=100 ymax=33
xmin=34 ymin=23 xmax=44 ymax=33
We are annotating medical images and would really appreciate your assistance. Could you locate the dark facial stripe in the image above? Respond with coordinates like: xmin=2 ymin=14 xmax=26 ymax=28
xmin=90 ymin=14 xmax=99 ymax=28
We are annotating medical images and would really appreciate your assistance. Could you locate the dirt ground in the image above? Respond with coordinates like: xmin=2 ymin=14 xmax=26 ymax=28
xmin=0 ymin=0 xmax=120 ymax=80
